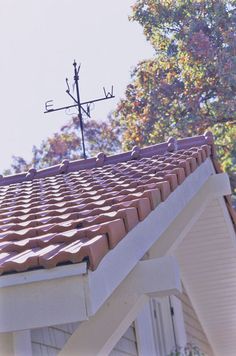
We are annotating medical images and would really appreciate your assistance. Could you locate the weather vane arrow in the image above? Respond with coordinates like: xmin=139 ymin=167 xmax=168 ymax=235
xmin=44 ymin=60 xmax=115 ymax=159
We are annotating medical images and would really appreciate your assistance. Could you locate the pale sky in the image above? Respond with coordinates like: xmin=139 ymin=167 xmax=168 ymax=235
xmin=0 ymin=0 xmax=154 ymax=173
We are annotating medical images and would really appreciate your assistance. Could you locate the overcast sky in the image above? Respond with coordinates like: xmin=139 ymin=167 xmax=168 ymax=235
xmin=0 ymin=0 xmax=154 ymax=173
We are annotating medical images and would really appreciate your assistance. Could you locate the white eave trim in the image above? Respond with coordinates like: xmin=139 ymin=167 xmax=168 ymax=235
xmin=0 ymin=271 xmax=88 ymax=332
xmin=0 ymin=262 xmax=87 ymax=288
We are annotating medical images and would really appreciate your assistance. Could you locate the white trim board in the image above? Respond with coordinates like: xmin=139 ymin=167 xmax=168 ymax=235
xmin=13 ymin=330 xmax=32 ymax=356
xmin=0 ymin=273 xmax=88 ymax=332
xmin=170 ymin=295 xmax=187 ymax=348
xmin=135 ymin=302 xmax=156 ymax=356
xmin=0 ymin=262 xmax=87 ymax=288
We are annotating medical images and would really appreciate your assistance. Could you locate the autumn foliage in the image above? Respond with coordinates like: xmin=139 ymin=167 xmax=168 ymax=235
xmin=114 ymin=0 xmax=236 ymax=194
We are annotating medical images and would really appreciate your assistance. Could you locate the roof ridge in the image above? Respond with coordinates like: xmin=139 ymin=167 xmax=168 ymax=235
xmin=0 ymin=132 xmax=214 ymax=187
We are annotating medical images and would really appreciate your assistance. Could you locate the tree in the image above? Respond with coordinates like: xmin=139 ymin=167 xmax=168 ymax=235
xmin=114 ymin=0 xmax=236 ymax=195
xmin=5 ymin=115 xmax=121 ymax=174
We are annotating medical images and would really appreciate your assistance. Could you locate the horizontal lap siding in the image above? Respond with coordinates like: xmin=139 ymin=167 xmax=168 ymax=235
xmin=31 ymin=322 xmax=80 ymax=355
xmin=109 ymin=324 xmax=138 ymax=356
xmin=32 ymin=322 xmax=137 ymax=355
xmin=179 ymin=289 xmax=214 ymax=356
xmin=175 ymin=197 xmax=236 ymax=355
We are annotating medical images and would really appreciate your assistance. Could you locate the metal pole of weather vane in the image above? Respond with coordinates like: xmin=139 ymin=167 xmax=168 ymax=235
xmin=73 ymin=61 xmax=86 ymax=158
xmin=44 ymin=60 xmax=115 ymax=159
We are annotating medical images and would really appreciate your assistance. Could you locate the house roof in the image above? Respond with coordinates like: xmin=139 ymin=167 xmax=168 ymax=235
xmin=0 ymin=132 xmax=234 ymax=276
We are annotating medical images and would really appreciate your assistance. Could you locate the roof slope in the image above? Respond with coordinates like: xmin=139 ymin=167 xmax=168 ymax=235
xmin=0 ymin=132 xmax=232 ymax=275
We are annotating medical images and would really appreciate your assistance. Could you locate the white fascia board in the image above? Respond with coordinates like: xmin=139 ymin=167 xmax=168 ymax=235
xmin=0 ymin=262 xmax=87 ymax=288
xmin=0 ymin=273 xmax=88 ymax=332
xmin=84 ymin=159 xmax=214 ymax=315
xmin=0 ymin=263 xmax=87 ymax=332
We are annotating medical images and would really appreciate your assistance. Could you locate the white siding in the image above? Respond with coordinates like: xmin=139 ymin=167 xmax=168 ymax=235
xmin=179 ymin=288 xmax=213 ymax=356
xmin=31 ymin=322 xmax=79 ymax=355
xmin=109 ymin=324 xmax=138 ymax=356
xmin=32 ymin=322 xmax=137 ymax=356
xmin=175 ymin=197 xmax=236 ymax=355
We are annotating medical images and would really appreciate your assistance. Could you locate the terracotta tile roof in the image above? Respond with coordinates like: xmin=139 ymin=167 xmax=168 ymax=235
xmin=0 ymin=132 xmax=230 ymax=275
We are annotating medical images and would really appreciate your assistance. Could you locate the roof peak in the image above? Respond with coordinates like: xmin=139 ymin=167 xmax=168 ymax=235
xmin=0 ymin=132 xmax=214 ymax=187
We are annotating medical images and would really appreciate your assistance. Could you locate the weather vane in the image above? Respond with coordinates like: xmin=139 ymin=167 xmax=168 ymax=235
xmin=44 ymin=60 xmax=115 ymax=159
